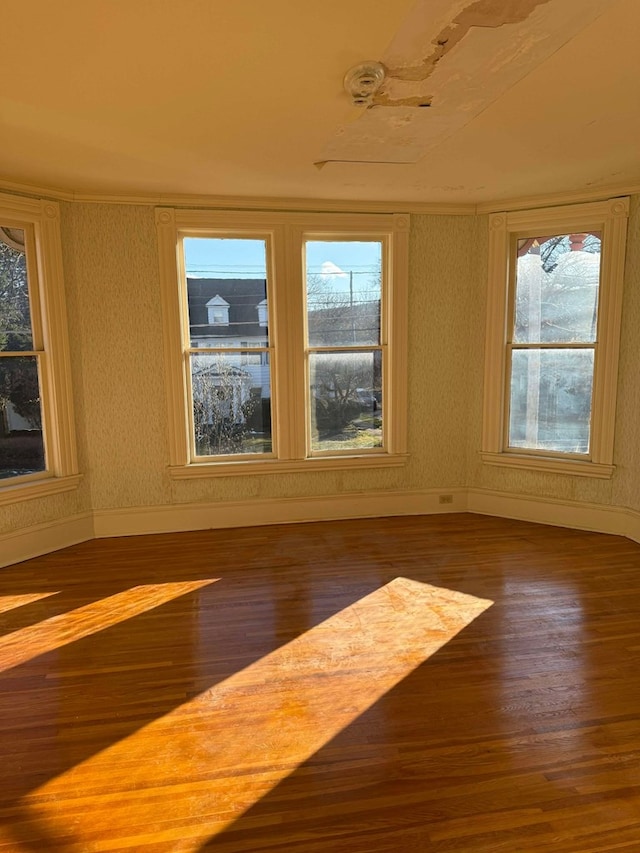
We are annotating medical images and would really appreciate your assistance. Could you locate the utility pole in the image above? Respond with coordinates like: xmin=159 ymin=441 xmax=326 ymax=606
xmin=350 ymin=270 xmax=356 ymax=343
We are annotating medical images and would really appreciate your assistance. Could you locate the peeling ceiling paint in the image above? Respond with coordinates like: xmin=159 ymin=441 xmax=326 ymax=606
xmin=318 ymin=0 xmax=610 ymax=166
xmin=376 ymin=0 xmax=552 ymax=106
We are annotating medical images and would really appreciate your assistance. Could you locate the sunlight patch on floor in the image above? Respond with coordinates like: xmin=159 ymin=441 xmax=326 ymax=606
xmin=0 ymin=590 xmax=59 ymax=614
xmin=0 ymin=580 xmax=217 ymax=672
xmin=22 ymin=578 xmax=492 ymax=852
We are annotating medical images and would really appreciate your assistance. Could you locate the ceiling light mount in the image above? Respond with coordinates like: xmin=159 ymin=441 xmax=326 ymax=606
xmin=343 ymin=61 xmax=385 ymax=107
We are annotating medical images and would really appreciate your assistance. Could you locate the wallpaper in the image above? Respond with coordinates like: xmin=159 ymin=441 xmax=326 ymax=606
xmin=4 ymin=197 xmax=640 ymax=540
xmin=64 ymin=203 xmax=170 ymax=510
xmin=404 ymin=214 xmax=477 ymax=489
xmin=62 ymin=205 xmax=479 ymax=513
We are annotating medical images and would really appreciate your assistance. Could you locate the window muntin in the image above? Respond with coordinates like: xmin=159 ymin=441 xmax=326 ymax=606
xmin=182 ymin=237 xmax=273 ymax=460
xmin=507 ymin=232 xmax=601 ymax=456
xmin=305 ymin=239 xmax=384 ymax=454
xmin=0 ymin=227 xmax=47 ymax=481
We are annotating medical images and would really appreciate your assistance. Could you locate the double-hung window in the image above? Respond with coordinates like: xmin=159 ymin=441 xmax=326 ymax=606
xmin=0 ymin=193 xmax=78 ymax=503
xmin=482 ymin=197 xmax=629 ymax=477
xmin=156 ymin=208 xmax=409 ymax=476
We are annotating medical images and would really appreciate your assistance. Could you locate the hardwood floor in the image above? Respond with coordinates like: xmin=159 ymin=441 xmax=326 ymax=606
xmin=1 ymin=513 xmax=640 ymax=852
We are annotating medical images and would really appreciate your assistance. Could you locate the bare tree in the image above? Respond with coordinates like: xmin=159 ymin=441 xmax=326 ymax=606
xmin=0 ymin=239 xmax=42 ymax=431
xmin=306 ymin=268 xmax=382 ymax=440
xmin=192 ymin=357 xmax=266 ymax=455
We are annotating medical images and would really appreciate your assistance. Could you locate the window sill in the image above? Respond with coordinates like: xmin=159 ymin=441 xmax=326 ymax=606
xmin=0 ymin=473 xmax=83 ymax=506
xmin=480 ymin=452 xmax=614 ymax=479
xmin=169 ymin=453 xmax=409 ymax=479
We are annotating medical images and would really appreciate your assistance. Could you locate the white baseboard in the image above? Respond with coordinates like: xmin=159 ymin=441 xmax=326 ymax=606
xmin=0 ymin=512 xmax=94 ymax=569
xmin=92 ymin=488 xmax=469 ymax=537
xmin=467 ymin=487 xmax=640 ymax=543
xmin=3 ymin=488 xmax=640 ymax=569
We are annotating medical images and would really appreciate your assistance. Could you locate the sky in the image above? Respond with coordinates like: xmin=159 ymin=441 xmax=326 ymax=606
xmin=183 ymin=238 xmax=381 ymax=297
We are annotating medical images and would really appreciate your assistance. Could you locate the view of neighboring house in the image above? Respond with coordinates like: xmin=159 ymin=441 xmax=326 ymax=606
xmin=187 ymin=278 xmax=270 ymax=401
xmin=187 ymin=276 xmax=381 ymax=400
xmin=186 ymin=277 xmax=382 ymax=453
xmin=0 ymin=402 xmax=31 ymax=435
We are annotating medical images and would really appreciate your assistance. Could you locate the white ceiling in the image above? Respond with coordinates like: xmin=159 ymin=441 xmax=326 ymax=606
xmin=1 ymin=0 xmax=638 ymax=205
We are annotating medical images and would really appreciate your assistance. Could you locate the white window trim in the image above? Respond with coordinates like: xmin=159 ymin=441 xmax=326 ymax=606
xmin=0 ymin=192 xmax=80 ymax=505
xmin=481 ymin=196 xmax=629 ymax=479
xmin=156 ymin=207 xmax=409 ymax=478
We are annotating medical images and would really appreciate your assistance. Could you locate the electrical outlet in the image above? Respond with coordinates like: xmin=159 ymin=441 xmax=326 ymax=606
xmin=438 ymin=494 xmax=454 ymax=504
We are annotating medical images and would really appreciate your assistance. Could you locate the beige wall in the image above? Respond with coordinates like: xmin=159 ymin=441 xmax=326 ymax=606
xmin=62 ymin=205 xmax=478 ymax=512
xmin=3 ymin=198 xmax=640 ymax=539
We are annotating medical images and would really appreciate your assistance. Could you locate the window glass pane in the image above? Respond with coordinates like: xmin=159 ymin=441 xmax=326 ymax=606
xmin=514 ymin=233 xmax=601 ymax=344
xmin=305 ymin=241 xmax=381 ymax=347
xmin=191 ymin=353 xmax=271 ymax=456
xmin=0 ymin=228 xmax=33 ymax=352
xmin=0 ymin=356 xmax=45 ymax=478
xmin=309 ymin=351 xmax=382 ymax=452
xmin=509 ymin=349 xmax=594 ymax=454
xmin=183 ymin=238 xmax=269 ymax=347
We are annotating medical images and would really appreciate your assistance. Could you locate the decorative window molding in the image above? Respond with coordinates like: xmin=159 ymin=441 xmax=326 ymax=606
xmin=156 ymin=208 xmax=409 ymax=477
xmin=481 ymin=197 xmax=629 ymax=478
xmin=0 ymin=192 xmax=79 ymax=502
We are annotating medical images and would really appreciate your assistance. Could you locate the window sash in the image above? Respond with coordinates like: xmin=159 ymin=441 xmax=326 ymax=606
xmin=504 ymin=344 xmax=596 ymax=458
xmin=504 ymin=230 xmax=601 ymax=458
xmin=306 ymin=346 xmax=385 ymax=457
xmin=0 ymin=352 xmax=48 ymax=481
xmin=482 ymin=198 xmax=628 ymax=477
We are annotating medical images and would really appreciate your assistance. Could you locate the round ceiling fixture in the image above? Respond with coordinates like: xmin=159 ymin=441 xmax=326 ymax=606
xmin=343 ymin=61 xmax=385 ymax=107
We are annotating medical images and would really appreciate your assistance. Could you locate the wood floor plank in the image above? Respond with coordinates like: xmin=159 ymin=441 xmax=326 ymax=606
xmin=1 ymin=514 xmax=640 ymax=851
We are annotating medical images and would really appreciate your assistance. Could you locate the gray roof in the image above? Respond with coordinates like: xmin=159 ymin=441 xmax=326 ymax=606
xmin=188 ymin=278 xmax=380 ymax=345
xmin=187 ymin=279 xmax=267 ymax=339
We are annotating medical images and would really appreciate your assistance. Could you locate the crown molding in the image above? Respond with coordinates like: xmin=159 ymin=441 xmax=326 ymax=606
xmin=1 ymin=174 xmax=639 ymax=217
xmin=76 ymin=192 xmax=476 ymax=215
xmin=0 ymin=177 xmax=75 ymax=202
xmin=475 ymin=180 xmax=640 ymax=214
xmin=0 ymin=176 xmax=475 ymax=214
